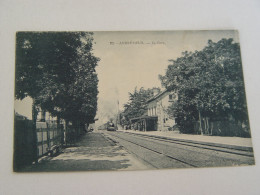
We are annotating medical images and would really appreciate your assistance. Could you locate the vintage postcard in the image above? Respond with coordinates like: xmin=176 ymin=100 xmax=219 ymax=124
xmin=14 ymin=30 xmax=254 ymax=172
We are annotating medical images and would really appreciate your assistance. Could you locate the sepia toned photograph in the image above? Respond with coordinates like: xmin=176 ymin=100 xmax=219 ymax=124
xmin=14 ymin=30 xmax=255 ymax=172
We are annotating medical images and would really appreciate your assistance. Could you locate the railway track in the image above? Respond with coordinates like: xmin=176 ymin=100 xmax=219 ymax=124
xmin=104 ymin=132 xmax=197 ymax=168
xmin=103 ymin=131 xmax=254 ymax=169
xmin=119 ymin=131 xmax=254 ymax=157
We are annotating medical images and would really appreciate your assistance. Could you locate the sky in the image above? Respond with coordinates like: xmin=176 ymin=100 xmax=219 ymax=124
xmin=14 ymin=30 xmax=239 ymax=125
xmin=92 ymin=30 xmax=239 ymax=126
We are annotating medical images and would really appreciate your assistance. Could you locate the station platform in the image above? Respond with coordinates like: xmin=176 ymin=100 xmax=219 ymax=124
xmin=117 ymin=129 xmax=254 ymax=149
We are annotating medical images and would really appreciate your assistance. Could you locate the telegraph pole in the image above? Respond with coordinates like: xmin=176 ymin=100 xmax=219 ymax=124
xmin=117 ymin=100 xmax=120 ymax=129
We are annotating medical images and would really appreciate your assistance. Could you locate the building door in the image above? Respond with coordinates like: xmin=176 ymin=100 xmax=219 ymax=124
xmin=154 ymin=119 xmax=158 ymax=131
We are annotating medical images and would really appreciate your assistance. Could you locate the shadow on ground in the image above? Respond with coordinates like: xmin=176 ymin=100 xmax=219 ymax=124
xmin=21 ymin=159 xmax=131 ymax=172
xmin=19 ymin=132 xmax=137 ymax=172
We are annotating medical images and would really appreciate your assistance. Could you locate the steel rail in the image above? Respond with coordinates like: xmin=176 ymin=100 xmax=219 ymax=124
xmin=104 ymin=132 xmax=197 ymax=168
xmin=120 ymin=131 xmax=253 ymax=151
xmin=118 ymin=131 xmax=254 ymax=158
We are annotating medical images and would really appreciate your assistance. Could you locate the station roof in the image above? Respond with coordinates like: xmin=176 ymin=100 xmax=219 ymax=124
xmin=130 ymin=115 xmax=158 ymax=122
xmin=147 ymin=89 xmax=168 ymax=103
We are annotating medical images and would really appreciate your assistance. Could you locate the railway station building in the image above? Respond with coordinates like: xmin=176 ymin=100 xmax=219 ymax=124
xmin=130 ymin=89 xmax=177 ymax=131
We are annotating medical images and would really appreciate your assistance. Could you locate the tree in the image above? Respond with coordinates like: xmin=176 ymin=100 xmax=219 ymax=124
xmin=160 ymin=38 xmax=249 ymax=136
xmin=15 ymin=32 xmax=99 ymax=134
xmin=122 ymin=87 xmax=160 ymax=126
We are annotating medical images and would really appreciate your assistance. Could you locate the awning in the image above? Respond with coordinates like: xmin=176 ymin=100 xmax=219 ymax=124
xmin=130 ymin=116 xmax=158 ymax=123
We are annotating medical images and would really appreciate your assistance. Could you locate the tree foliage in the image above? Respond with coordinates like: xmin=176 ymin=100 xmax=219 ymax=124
xmin=121 ymin=87 xmax=160 ymax=125
xmin=15 ymin=32 xmax=99 ymax=125
xmin=160 ymin=38 xmax=249 ymax=135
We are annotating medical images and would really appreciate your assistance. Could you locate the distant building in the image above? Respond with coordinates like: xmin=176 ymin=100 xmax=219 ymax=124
xmin=130 ymin=90 xmax=177 ymax=131
xmin=15 ymin=112 xmax=28 ymax=120
xmin=14 ymin=97 xmax=57 ymax=123
xmin=37 ymin=108 xmax=58 ymax=125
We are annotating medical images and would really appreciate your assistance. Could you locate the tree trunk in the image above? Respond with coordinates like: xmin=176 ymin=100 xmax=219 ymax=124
xmin=57 ymin=116 xmax=64 ymax=145
xmin=209 ymin=121 xmax=213 ymax=135
xmin=64 ymin=120 xmax=68 ymax=145
xmin=205 ymin=117 xmax=209 ymax=135
xmin=198 ymin=110 xmax=203 ymax=135
xmin=72 ymin=121 xmax=77 ymax=142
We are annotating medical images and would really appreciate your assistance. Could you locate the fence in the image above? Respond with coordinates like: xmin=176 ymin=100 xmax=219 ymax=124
xmin=13 ymin=118 xmax=37 ymax=171
xmin=193 ymin=119 xmax=251 ymax=137
xmin=14 ymin=117 xmax=64 ymax=171
xmin=36 ymin=122 xmax=64 ymax=157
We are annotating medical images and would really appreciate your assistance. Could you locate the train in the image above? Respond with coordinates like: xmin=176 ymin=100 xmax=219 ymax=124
xmin=106 ymin=122 xmax=116 ymax=131
xmin=98 ymin=121 xmax=117 ymax=131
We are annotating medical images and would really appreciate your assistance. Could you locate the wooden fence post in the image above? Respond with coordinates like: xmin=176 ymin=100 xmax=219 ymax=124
xmin=32 ymin=99 xmax=38 ymax=163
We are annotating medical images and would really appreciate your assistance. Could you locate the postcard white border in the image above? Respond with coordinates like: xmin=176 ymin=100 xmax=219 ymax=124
xmin=0 ymin=0 xmax=260 ymax=194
